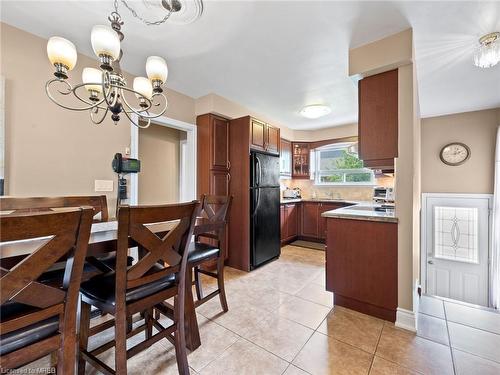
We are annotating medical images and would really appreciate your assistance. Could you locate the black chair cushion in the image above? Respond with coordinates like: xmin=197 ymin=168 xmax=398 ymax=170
xmin=39 ymin=255 xmax=134 ymax=283
xmin=188 ymin=242 xmax=220 ymax=264
xmin=80 ymin=264 xmax=175 ymax=308
xmin=0 ymin=302 xmax=59 ymax=355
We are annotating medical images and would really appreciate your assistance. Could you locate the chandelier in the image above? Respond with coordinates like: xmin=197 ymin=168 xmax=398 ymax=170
xmin=473 ymin=32 xmax=500 ymax=68
xmin=44 ymin=0 xmax=198 ymax=128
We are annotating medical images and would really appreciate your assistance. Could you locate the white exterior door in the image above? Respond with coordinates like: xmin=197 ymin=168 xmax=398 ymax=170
xmin=423 ymin=194 xmax=492 ymax=306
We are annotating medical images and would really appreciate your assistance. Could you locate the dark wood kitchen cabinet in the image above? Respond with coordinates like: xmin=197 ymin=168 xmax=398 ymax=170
xmin=358 ymin=69 xmax=398 ymax=169
xmin=280 ymin=138 xmax=292 ymax=177
xmin=250 ymin=118 xmax=266 ymax=151
xmin=281 ymin=203 xmax=298 ymax=244
xmin=292 ymin=142 xmax=310 ymax=178
xmin=210 ymin=170 xmax=230 ymax=196
xmin=196 ymin=113 xmax=231 ymax=196
xmin=318 ymin=203 xmax=343 ymax=240
xmin=249 ymin=117 xmax=280 ymax=155
xmin=300 ymin=202 xmax=319 ymax=239
xmin=196 ymin=113 xmax=231 ymax=261
xmin=326 ymin=217 xmax=398 ymax=321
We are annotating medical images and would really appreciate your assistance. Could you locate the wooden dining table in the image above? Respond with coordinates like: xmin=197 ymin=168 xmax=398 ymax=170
xmin=0 ymin=216 xmax=209 ymax=351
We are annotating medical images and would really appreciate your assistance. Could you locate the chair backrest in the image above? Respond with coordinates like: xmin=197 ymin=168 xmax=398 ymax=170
xmin=0 ymin=195 xmax=109 ymax=222
xmin=198 ymin=194 xmax=232 ymax=224
xmin=115 ymin=201 xmax=199 ymax=295
xmin=0 ymin=208 xmax=93 ymax=336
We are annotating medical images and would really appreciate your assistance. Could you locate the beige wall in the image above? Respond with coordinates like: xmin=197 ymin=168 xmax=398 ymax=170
xmin=421 ymin=108 xmax=500 ymax=194
xmin=293 ymin=123 xmax=358 ymax=142
xmin=138 ymin=124 xmax=182 ymax=205
xmin=195 ymin=93 xmax=359 ymax=142
xmin=0 ymin=22 xmax=195 ymax=216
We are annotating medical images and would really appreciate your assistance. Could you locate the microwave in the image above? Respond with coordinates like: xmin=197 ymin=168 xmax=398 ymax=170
xmin=373 ymin=187 xmax=395 ymax=202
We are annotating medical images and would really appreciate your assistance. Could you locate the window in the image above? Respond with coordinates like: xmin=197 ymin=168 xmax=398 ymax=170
xmin=314 ymin=144 xmax=374 ymax=186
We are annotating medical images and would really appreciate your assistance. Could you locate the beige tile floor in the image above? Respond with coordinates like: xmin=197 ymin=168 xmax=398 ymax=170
xmin=20 ymin=245 xmax=500 ymax=374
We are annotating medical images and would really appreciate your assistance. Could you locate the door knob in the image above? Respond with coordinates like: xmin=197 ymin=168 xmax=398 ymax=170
xmin=428 ymin=260 xmax=434 ymax=265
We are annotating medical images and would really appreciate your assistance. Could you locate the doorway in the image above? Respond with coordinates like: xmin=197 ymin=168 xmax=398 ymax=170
xmin=421 ymin=193 xmax=493 ymax=306
xmin=137 ymin=124 xmax=186 ymax=204
xmin=129 ymin=114 xmax=197 ymax=205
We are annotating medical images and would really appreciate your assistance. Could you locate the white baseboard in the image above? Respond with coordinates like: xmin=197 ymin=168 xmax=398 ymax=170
xmin=395 ymin=308 xmax=417 ymax=332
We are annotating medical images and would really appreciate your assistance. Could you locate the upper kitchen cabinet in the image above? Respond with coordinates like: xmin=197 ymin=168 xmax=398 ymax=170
xmin=280 ymin=138 xmax=292 ymax=177
xmin=358 ymin=69 xmax=398 ymax=169
xmin=196 ymin=113 xmax=231 ymax=196
xmin=292 ymin=142 xmax=310 ymax=178
xmin=249 ymin=117 xmax=280 ymax=155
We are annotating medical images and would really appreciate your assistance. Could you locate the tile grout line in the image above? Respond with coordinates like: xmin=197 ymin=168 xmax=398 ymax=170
xmin=367 ymin=319 xmax=385 ymax=373
xmin=443 ymin=301 xmax=458 ymax=375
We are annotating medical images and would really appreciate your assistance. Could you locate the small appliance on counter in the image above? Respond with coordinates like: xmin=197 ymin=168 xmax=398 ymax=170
xmin=373 ymin=187 xmax=395 ymax=203
xmin=282 ymin=187 xmax=301 ymax=199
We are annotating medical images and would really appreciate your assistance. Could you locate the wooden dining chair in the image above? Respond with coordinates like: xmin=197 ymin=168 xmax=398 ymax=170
xmin=191 ymin=195 xmax=232 ymax=311
xmin=0 ymin=195 xmax=109 ymax=222
xmin=78 ymin=201 xmax=199 ymax=375
xmin=0 ymin=195 xmax=132 ymax=281
xmin=0 ymin=208 xmax=93 ymax=373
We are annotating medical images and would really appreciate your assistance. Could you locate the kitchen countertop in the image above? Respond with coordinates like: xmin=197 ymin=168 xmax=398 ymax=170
xmin=280 ymin=198 xmax=362 ymax=205
xmin=321 ymin=201 xmax=398 ymax=223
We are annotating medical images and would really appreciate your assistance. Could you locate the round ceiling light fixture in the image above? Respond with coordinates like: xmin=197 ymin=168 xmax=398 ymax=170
xmin=300 ymin=104 xmax=331 ymax=119
xmin=473 ymin=32 xmax=500 ymax=68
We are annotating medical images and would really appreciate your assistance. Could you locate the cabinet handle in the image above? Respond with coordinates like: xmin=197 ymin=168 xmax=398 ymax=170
xmin=227 ymin=160 xmax=231 ymax=170
xmin=227 ymin=173 xmax=231 ymax=182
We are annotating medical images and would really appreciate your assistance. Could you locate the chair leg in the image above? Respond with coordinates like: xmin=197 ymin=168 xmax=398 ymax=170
xmin=145 ymin=308 xmax=153 ymax=339
xmin=173 ymin=293 xmax=190 ymax=375
xmin=126 ymin=315 xmax=133 ymax=334
xmin=194 ymin=266 xmax=203 ymax=301
xmin=78 ymin=301 xmax=91 ymax=375
xmin=216 ymin=256 xmax=228 ymax=312
xmin=115 ymin=309 xmax=128 ymax=375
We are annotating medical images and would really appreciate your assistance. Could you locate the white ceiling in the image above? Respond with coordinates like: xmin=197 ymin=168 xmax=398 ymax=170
xmin=1 ymin=1 xmax=500 ymax=130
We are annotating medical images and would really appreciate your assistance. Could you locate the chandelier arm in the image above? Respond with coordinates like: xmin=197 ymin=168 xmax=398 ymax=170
xmin=45 ymin=79 xmax=107 ymax=112
xmin=122 ymin=108 xmax=151 ymax=129
xmin=71 ymin=82 xmax=110 ymax=108
xmin=119 ymin=86 xmax=153 ymax=113
xmin=120 ymin=89 xmax=168 ymax=119
xmin=89 ymin=106 xmax=110 ymax=125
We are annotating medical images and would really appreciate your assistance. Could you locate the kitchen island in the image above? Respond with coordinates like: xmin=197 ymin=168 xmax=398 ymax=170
xmin=322 ymin=204 xmax=398 ymax=322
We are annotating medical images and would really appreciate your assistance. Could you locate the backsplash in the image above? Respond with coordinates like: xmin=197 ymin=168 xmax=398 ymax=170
xmin=280 ymin=175 xmax=394 ymax=201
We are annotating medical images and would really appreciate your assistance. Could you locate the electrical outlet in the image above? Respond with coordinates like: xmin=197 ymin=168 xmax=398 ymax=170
xmin=95 ymin=180 xmax=113 ymax=192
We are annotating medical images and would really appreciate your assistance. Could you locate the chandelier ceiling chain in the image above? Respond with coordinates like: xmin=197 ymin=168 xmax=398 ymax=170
xmin=44 ymin=0 xmax=185 ymax=128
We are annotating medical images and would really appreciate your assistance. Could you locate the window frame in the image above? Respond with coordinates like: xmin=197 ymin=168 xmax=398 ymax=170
xmin=313 ymin=143 xmax=375 ymax=186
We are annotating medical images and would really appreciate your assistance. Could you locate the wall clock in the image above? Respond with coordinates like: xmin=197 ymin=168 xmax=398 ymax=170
xmin=439 ymin=142 xmax=471 ymax=166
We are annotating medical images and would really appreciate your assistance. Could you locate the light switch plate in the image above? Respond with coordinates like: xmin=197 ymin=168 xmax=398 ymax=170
xmin=95 ymin=180 xmax=113 ymax=192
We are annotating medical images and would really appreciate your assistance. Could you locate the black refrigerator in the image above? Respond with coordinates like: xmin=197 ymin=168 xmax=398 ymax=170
xmin=250 ymin=151 xmax=281 ymax=269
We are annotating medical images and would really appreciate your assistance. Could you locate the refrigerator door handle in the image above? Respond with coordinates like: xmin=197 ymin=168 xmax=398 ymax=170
xmin=256 ymin=156 xmax=261 ymax=187
xmin=251 ymin=188 xmax=261 ymax=217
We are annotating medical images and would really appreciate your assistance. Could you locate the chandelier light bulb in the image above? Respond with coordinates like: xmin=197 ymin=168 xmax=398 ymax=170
xmin=47 ymin=36 xmax=77 ymax=79
xmin=82 ymin=67 xmax=103 ymax=94
xmin=473 ymin=32 xmax=500 ymax=68
xmin=146 ymin=56 xmax=169 ymax=84
xmin=133 ymin=77 xmax=153 ymax=100
xmin=91 ymin=25 xmax=121 ymax=69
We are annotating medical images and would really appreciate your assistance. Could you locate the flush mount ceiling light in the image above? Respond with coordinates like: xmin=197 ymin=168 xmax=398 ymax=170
xmin=300 ymin=104 xmax=332 ymax=119
xmin=473 ymin=32 xmax=500 ymax=68
xmin=45 ymin=0 xmax=202 ymax=128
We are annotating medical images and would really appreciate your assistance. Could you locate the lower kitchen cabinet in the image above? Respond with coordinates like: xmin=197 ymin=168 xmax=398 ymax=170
xmin=300 ymin=202 xmax=319 ymax=238
xmin=325 ymin=217 xmax=398 ymax=321
xmin=280 ymin=203 xmax=298 ymax=244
